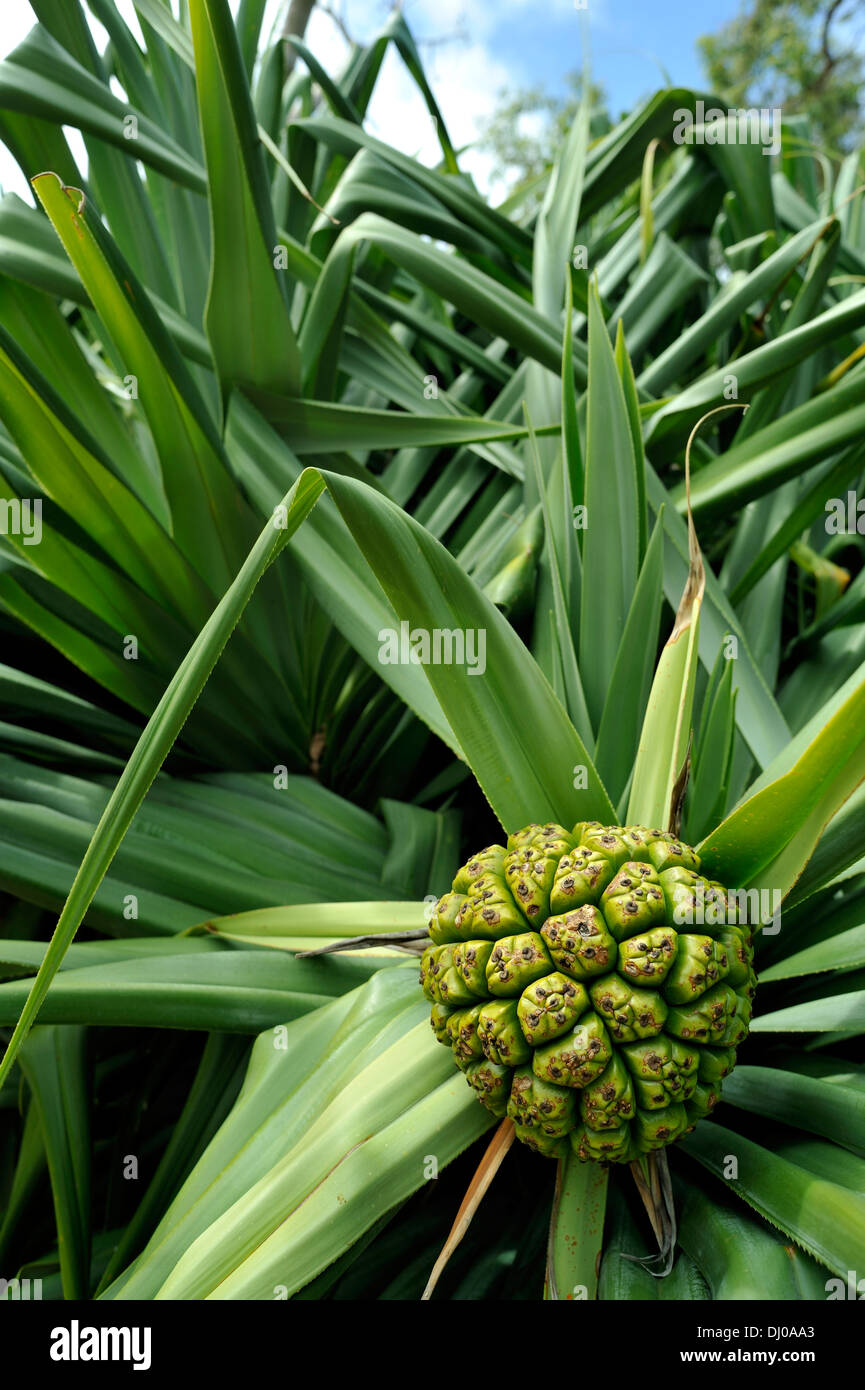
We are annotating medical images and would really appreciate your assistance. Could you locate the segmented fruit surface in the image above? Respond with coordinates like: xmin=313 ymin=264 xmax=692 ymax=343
xmin=421 ymin=822 xmax=753 ymax=1162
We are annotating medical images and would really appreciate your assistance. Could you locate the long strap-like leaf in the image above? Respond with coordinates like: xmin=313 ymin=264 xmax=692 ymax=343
xmin=0 ymin=467 xmax=613 ymax=1091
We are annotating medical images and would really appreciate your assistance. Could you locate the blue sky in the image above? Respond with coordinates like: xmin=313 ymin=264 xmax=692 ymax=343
xmin=438 ymin=0 xmax=743 ymax=114
xmin=0 ymin=0 xmax=747 ymax=199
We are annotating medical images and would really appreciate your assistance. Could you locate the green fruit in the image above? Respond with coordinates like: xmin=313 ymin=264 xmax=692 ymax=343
xmin=600 ymin=862 xmax=666 ymax=941
xmin=447 ymin=1004 xmax=485 ymax=1070
xmin=504 ymin=844 xmax=560 ymax=924
xmin=421 ymin=823 xmax=753 ymax=1162
xmin=453 ymin=939 xmax=494 ymax=995
xmin=589 ymin=974 xmax=669 ymax=1041
xmin=717 ymin=926 xmax=751 ymax=988
xmin=419 ymin=943 xmax=441 ymax=1001
xmin=583 ymin=828 xmax=631 ymax=870
xmin=532 ymin=1012 xmax=613 ymax=1088
xmin=633 ymin=1102 xmax=690 ymax=1150
xmin=540 ymin=907 xmax=617 ymax=980
xmin=549 ymin=849 xmax=617 ymax=914
xmin=666 ymin=983 xmax=738 ymax=1044
xmin=660 ymin=868 xmax=723 ymax=935
xmin=686 ymin=1082 xmax=721 ymax=1121
xmin=620 ymin=1035 xmax=698 ymax=1104
xmin=477 ymin=1000 xmax=533 ymax=1066
xmin=698 ymin=1046 xmax=737 ymax=1084
xmin=466 ymin=872 xmax=526 ymax=939
xmin=465 ymin=1058 xmax=511 ymax=1116
xmin=430 ymin=1000 xmax=457 ymax=1043
xmin=512 ymin=1123 xmax=569 ymax=1158
xmin=485 ymin=932 xmax=553 ymax=996
xmin=507 ymin=823 xmax=574 ymax=857
xmin=580 ymin=1053 xmax=635 ymax=1130
xmin=429 ymin=890 xmax=470 ymax=944
xmin=647 ymin=837 xmax=701 ymax=875
xmin=720 ymin=991 xmax=752 ymax=1047
xmin=662 ymin=934 xmax=730 ymax=1005
xmin=507 ymin=1067 xmax=577 ymax=1130
xmin=516 ymin=972 xmax=589 ymax=1045
xmin=570 ymin=1123 xmax=633 ymax=1164
xmin=434 ymin=944 xmax=478 ymax=1007
xmin=453 ymin=844 xmax=507 ymax=895
xmin=617 ymin=927 xmax=677 ymax=987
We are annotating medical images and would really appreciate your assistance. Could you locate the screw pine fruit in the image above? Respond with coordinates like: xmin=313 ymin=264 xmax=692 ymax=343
xmin=421 ymin=822 xmax=755 ymax=1163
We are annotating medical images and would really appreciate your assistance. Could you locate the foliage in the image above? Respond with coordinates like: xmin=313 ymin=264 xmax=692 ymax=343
xmin=699 ymin=0 xmax=865 ymax=156
xmin=479 ymin=72 xmax=610 ymax=209
xmin=482 ymin=0 xmax=865 ymax=190
xmin=0 ymin=0 xmax=863 ymax=1303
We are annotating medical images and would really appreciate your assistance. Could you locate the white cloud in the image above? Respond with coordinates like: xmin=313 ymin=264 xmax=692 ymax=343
xmin=364 ymin=38 xmax=512 ymax=156
xmin=303 ymin=5 xmax=516 ymax=194
xmin=0 ymin=0 xmax=522 ymax=201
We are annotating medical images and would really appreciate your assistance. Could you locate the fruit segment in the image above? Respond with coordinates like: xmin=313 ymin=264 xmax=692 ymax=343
xmin=422 ymin=821 xmax=753 ymax=1162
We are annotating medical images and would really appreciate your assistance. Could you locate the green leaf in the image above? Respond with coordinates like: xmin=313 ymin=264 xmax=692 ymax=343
xmin=750 ymin=988 xmax=865 ymax=1034
xmin=614 ymin=321 xmax=648 ymax=558
xmin=687 ymin=649 xmax=737 ymax=843
xmin=0 ymin=469 xmax=323 ymax=1091
xmin=638 ymin=217 xmax=837 ymax=397
xmin=298 ymin=212 xmax=577 ymax=388
xmin=133 ymin=0 xmax=195 ymax=66
xmin=545 ymin=1151 xmax=607 ymax=1301
xmin=760 ymin=923 xmax=865 ymax=981
xmin=0 ymin=950 xmax=379 ymax=1032
xmin=639 ymin=138 xmax=660 ymax=264
xmin=646 ymin=462 xmax=791 ymax=772
xmin=675 ymin=1170 xmax=826 ymax=1299
xmin=682 ymin=1120 xmax=865 ymax=1279
xmin=0 ymin=25 xmax=205 ymax=192
xmin=17 ymin=1026 xmax=90 ymax=1298
xmin=292 ymin=114 xmax=532 ymax=267
xmin=103 ymin=969 xmax=488 ymax=1299
xmin=694 ymin=113 xmax=776 ymax=240
xmin=248 ymin=393 xmax=551 ymax=454
xmin=680 ymin=366 xmax=865 ymax=524
xmin=0 ymin=323 xmax=208 ymax=626
xmin=579 ymin=281 xmax=639 ymax=726
xmin=203 ymin=901 xmax=426 ymax=952
xmin=722 ymin=1067 xmax=865 ymax=1157
xmin=0 ymin=272 xmax=164 ymax=519
xmin=595 ymin=512 xmax=665 ymax=805
xmin=0 ymin=464 xmax=614 ymax=1089
xmin=729 ymin=448 xmax=863 ymax=606
xmin=321 ymin=470 xmax=614 ymax=831
xmin=224 ymin=395 xmax=458 ymax=754
xmin=95 ymin=1031 xmax=251 ymax=1295
xmin=533 ymin=94 xmax=588 ymax=320
xmin=525 ymin=409 xmax=592 ymax=745
xmin=700 ymin=663 xmax=865 ymax=896
xmin=787 ymin=785 xmax=865 ymax=909
xmin=32 ymin=170 xmax=253 ymax=592
xmin=653 ymin=285 xmax=865 ymax=460
xmin=628 ymin=492 xmax=703 ymax=829
xmin=0 ymin=1096 xmax=46 ymax=1267
xmin=189 ymin=0 xmax=301 ymax=397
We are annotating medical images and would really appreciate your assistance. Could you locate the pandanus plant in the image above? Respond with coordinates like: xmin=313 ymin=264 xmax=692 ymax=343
xmin=0 ymin=0 xmax=865 ymax=1302
xmin=1 ymin=385 xmax=864 ymax=1299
